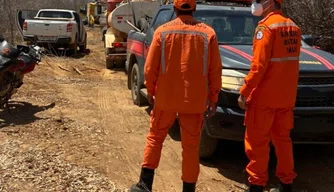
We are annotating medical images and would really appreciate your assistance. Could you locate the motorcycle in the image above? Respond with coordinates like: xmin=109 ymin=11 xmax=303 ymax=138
xmin=0 ymin=35 xmax=41 ymax=110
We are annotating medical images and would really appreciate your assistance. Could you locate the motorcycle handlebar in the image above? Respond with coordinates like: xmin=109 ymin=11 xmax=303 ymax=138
xmin=28 ymin=45 xmax=42 ymax=62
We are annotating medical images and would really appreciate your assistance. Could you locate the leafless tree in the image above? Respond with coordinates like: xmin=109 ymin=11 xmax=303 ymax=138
xmin=283 ymin=0 xmax=334 ymax=53
xmin=1 ymin=0 xmax=17 ymax=43
xmin=0 ymin=0 xmax=82 ymax=44
xmin=0 ymin=0 xmax=333 ymax=53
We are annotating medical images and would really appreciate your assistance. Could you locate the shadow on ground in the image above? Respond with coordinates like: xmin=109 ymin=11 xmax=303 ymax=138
xmin=0 ymin=101 xmax=55 ymax=128
xmin=143 ymin=106 xmax=334 ymax=191
xmin=169 ymin=127 xmax=334 ymax=192
xmin=108 ymin=67 xmax=128 ymax=74
xmin=42 ymin=48 xmax=90 ymax=59
xmin=201 ymin=141 xmax=334 ymax=192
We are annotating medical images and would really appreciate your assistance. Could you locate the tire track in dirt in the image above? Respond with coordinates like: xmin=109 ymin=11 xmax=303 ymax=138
xmin=79 ymin=31 xmax=237 ymax=191
xmin=97 ymin=86 xmax=145 ymax=184
xmin=35 ymin=59 xmax=238 ymax=191
xmin=95 ymin=70 xmax=227 ymax=191
xmin=96 ymin=80 xmax=192 ymax=191
xmin=97 ymin=87 xmax=111 ymax=135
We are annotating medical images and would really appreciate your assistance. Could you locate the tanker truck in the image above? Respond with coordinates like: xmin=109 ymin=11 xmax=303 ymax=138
xmin=102 ymin=0 xmax=161 ymax=69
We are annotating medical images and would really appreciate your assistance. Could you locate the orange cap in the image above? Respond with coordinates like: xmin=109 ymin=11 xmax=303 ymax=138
xmin=276 ymin=0 xmax=282 ymax=4
xmin=174 ymin=0 xmax=196 ymax=11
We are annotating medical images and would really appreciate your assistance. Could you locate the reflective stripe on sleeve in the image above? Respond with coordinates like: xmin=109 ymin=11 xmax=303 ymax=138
xmin=270 ymin=56 xmax=299 ymax=62
xmin=160 ymin=30 xmax=208 ymax=76
xmin=268 ymin=22 xmax=298 ymax=29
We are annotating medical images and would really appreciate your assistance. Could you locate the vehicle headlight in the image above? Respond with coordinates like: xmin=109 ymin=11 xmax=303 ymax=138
xmin=221 ymin=69 xmax=246 ymax=91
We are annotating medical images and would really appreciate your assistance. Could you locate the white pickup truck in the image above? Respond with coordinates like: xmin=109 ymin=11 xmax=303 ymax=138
xmin=16 ymin=9 xmax=87 ymax=53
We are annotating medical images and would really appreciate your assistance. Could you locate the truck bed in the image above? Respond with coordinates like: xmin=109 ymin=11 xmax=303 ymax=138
xmin=24 ymin=19 xmax=71 ymax=38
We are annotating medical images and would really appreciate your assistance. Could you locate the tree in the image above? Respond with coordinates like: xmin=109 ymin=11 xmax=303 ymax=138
xmin=1 ymin=0 xmax=17 ymax=43
xmin=283 ymin=0 xmax=334 ymax=53
xmin=0 ymin=0 xmax=79 ymax=44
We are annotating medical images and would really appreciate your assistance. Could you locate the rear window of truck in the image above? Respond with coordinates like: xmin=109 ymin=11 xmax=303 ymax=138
xmin=38 ymin=11 xmax=73 ymax=19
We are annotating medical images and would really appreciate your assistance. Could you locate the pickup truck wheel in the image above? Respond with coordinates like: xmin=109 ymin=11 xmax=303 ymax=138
xmin=199 ymin=123 xmax=218 ymax=159
xmin=131 ymin=64 xmax=148 ymax=106
xmin=79 ymin=35 xmax=87 ymax=53
xmin=71 ymin=35 xmax=78 ymax=55
xmin=71 ymin=42 xmax=78 ymax=55
xmin=79 ymin=42 xmax=87 ymax=53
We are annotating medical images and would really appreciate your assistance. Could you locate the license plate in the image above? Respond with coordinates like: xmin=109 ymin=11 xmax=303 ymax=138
xmin=38 ymin=36 xmax=56 ymax=41
xmin=115 ymin=48 xmax=126 ymax=52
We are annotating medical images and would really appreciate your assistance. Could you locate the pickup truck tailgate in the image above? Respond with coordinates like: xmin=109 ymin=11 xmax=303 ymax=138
xmin=26 ymin=20 xmax=69 ymax=37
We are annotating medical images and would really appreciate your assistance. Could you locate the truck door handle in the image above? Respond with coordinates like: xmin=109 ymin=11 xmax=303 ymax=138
xmin=45 ymin=24 xmax=49 ymax=26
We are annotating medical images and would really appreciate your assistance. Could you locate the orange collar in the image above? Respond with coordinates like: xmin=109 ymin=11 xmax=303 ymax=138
xmin=265 ymin=10 xmax=282 ymax=19
xmin=260 ymin=10 xmax=283 ymax=23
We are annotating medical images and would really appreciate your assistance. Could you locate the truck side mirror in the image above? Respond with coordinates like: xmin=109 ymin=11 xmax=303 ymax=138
xmin=301 ymin=34 xmax=319 ymax=47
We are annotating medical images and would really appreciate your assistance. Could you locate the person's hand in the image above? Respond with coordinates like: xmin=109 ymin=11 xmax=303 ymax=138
xmin=206 ymin=101 xmax=217 ymax=118
xmin=148 ymin=94 xmax=155 ymax=105
xmin=238 ymin=95 xmax=247 ymax=109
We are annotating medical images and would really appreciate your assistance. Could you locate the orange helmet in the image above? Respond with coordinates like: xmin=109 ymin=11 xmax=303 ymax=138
xmin=174 ymin=0 xmax=196 ymax=11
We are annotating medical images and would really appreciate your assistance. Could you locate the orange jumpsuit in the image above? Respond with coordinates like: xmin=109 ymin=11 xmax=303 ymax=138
xmin=143 ymin=16 xmax=222 ymax=183
xmin=239 ymin=10 xmax=301 ymax=186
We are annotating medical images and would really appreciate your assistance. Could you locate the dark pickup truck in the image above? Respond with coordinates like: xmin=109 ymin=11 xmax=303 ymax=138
xmin=125 ymin=3 xmax=334 ymax=158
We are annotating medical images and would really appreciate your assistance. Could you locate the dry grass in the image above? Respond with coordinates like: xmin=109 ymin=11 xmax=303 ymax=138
xmin=0 ymin=140 xmax=122 ymax=192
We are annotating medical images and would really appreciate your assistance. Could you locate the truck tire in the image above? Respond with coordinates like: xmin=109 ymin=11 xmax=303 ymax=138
xmin=199 ymin=123 xmax=218 ymax=159
xmin=131 ymin=64 xmax=148 ymax=106
xmin=73 ymin=42 xmax=78 ymax=55
xmin=105 ymin=48 xmax=114 ymax=69
xmin=79 ymin=34 xmax=87 ymax=53
xmin=71 ymin=35 xmax=78 ymax=55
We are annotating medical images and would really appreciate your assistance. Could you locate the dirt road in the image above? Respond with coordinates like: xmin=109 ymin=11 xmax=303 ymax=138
xmin=0 ymin=28 xmax=333 ymax=192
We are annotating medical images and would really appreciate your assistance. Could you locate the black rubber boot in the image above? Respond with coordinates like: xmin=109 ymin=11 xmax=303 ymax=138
xmin=245 ymin=185 xmax=264 ymax=192
xmin=183 ymin=182 xmax=196 ymax=192
xmin=129 ymin=168 xmax=155 ymax=192
xmin=269 ymin=182 xmax=292 ymax=192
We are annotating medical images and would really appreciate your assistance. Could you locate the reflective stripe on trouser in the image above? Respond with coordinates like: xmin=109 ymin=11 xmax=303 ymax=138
xmin=142 ymin=108 xmax=204 ymax=183
xmin=160 ymin=30 xmax=209 ymax=76
xmin=244 ymin=105 xmax=297 ymax=186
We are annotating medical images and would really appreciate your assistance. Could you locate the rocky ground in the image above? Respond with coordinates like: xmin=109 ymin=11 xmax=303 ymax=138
xmin=0 ymin=27 xmax=333 ymax=192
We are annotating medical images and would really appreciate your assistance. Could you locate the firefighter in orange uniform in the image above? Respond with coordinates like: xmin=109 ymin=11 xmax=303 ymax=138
xmin=129 ymin=0 xmax=222 ymax=191
xmin=237 ymin=0 xmax=301 ymax=192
